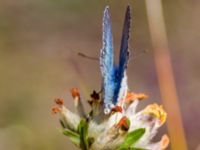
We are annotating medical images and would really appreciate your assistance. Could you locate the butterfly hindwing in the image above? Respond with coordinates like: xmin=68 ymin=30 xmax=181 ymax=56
xmin=114 ymin=5 xmax=131 ymax=104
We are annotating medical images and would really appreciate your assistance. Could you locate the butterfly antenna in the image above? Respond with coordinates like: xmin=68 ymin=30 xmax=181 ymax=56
xmin=129 ymin=49 xmax=149 ymax=60
xmin=77 ymin=52 xmax=99 ymax=61
xmin=98 ymin=88 xmax=103 ymax=94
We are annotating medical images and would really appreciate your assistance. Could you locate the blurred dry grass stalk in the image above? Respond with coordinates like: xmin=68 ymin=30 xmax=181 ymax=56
xmin=145 ymin=0 xmax=188 ymax=150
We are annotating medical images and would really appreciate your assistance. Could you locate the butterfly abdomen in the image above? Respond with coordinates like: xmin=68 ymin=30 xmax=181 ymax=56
xmin=103 ymin=68 xmax=115 ymax=108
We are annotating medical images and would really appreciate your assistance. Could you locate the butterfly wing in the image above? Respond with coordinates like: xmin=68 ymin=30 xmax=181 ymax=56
xmin=114 ymin=5 xmax=131 ymax=104
xmin=100 ymin=6 xmax=115 ymax=111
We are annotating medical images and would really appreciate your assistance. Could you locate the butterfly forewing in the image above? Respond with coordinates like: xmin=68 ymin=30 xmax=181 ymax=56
xmin=100 ymin=6 xmax=115 ymax=110
xmin=119 ymin=5 xmax=131 ymax=70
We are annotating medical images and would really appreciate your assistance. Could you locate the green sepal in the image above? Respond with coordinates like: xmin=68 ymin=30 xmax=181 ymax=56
xmin=122 ymin=118 xmax=131 ymax=131
xmin=78 ymin=119 xmax=89 ymax=150
xmin=62 ymin=129 xmax=80 ymax=146
xmin=59 ymin=119 xmax=66 ymax=129
xmin=126 ymin=118 xmax=131 ymax=127
xmin=88 ymin=137 xmax=95 ymax=147
xmin=129 ymin=147 xmax=148 ymax=150
xmin=117 ymin=128 xmax=145 ymax=150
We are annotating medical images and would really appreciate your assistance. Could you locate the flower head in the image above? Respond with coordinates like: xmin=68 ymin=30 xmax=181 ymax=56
xmin=52 ymin=88 xmax=169 ymax=150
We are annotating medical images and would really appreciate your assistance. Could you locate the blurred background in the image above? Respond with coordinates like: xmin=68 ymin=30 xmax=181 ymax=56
xmin=0 ymin=0 xmax=199 ymax=149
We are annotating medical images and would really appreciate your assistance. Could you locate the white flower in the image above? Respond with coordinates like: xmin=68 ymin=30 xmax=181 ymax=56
xmin=52 ymin=89 xmax=169 ymax=150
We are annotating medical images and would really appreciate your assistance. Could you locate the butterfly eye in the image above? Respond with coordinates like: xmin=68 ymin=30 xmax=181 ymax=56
xmin=104 ymin=108 xmax=111 ymax=114
xmin=104 ymin=103 xmax=115 ymax=114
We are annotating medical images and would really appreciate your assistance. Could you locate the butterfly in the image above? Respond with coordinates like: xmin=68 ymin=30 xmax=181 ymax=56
xmin=100 ymin=5 xmax=131 ymax=114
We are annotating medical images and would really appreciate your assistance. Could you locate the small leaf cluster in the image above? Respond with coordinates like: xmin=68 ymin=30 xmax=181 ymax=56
xmin=61 ymin=119 xmax=146 ymax=150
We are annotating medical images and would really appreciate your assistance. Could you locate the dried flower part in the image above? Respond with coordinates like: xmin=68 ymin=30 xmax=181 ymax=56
xmin=90 ymin=90 xmax=100 ymax=100
xmin=88 ymin=91 xmax=102 ymax=108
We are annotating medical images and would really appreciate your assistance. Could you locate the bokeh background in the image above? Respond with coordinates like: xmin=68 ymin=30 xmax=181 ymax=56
xmin=0 ymin=0 xmax=199 ymax=149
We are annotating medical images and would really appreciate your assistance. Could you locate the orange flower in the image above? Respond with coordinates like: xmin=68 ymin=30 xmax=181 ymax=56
xmin=111 ymin=105 xmax=123 ymax=113
xmin=71 ymin=88 xmax=80 ymax=98
xmin=55 ymin=98 xmax=64 ymax=106
xmin=160 ymin=135 xmax=170 ymax=149
xmin=144 ymin=103 xmax=167 ymax=125
xmin=51 ymin=106 xmax=60 ymax=114
xmin=117 ymin=116 xmax=130 ymax=131
xmin=125 ymin=92 xmax=148 ymax=103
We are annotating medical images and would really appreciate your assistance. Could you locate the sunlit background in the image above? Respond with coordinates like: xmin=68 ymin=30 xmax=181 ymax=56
xmin=0 ymin=0 xmax=199 ymax=150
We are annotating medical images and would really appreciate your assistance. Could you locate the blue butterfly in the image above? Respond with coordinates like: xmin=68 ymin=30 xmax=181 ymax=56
xmin=100 ymin=5 xmax=131 ymax=113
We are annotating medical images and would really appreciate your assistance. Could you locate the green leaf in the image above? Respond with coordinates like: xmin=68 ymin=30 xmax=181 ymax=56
xmin=117 ymin=128 xmax=145 ymax=150
xmin=59 ymin=119 xmax=66 ymax=128
xmin=129 ymin=147 xmax=148 ymax=150
xmin=88 ymin=137 xmax=95 ymax=147
xmin=78 ymin=119 xmax=89 ymax=150
xmin=62 ymin=129 xmax=80 ymax=146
